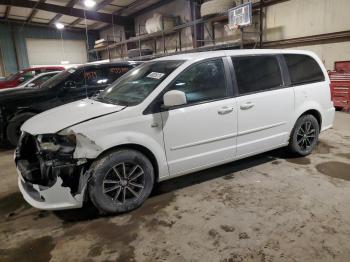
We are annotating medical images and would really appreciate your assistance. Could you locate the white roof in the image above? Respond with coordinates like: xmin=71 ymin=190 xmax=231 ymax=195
xmin=154 ymin=49 xmax=317 ymax=61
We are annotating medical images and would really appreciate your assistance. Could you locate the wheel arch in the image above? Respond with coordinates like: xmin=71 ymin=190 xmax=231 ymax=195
xmin=97 ymin=143 xmax=160 ymax=183
xmin=298 ymin=109 xmax=322 ymax=129
xmin=10 ymin=108 xmax=39 ymax=121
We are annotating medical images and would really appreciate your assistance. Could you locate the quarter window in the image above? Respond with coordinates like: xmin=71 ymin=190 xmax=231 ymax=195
xmin=168 ymin=59 xmax=228 ymax=104
xmin=284 ymin=54 xmax=325 ymax=85
xmin=231 ymin=56 xmax=283 ymax=95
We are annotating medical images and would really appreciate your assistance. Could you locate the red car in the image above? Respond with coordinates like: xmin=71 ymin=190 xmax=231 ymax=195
xmin=0 ymin=66 xmax=65 ymax=89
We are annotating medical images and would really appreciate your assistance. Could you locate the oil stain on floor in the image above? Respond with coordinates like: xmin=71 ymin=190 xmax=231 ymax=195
xmin=0 ymin=236 xmax=55 ymax=262
xmin=286 ymin=157 xmax=311 ymax=165
xmin=315 ymin=141 xmax=336 ymax=154
xmin=0 ymin=192 xmax=29 ymax=218
xmin=316 ymin=161 xmax=350 ymax=181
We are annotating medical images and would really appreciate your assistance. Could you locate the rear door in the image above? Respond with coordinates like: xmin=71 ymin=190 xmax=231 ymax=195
xmin=231 ymin=55 xmax=294 ymax=158
xmin=161 ymin=58 xmax=237 ymax=176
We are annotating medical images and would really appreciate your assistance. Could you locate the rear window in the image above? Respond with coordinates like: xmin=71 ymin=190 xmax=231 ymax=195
xmin=231 ymin=55 xmax=283 ymax=95
xmin=284 ymin=54 xmax=325 ymax=85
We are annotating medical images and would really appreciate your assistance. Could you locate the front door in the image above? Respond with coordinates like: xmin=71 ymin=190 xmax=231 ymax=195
xmin=231 ymin=55 xmax=294 ymax=158
xmin=161 ymin=58 xmax=237 ymax=176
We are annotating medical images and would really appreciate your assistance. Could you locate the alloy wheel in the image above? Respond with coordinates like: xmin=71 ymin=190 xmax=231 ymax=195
xmin=296 ymin=121 xmax=316 ymax=151
xmin=102 ymin=162 xmax=145 ymax=203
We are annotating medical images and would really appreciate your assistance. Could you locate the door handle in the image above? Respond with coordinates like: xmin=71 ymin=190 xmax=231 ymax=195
xmin=218 ymin=106 xmax=234 ymax=115
xmin=240 ymin=102 xmax=255 ymax=110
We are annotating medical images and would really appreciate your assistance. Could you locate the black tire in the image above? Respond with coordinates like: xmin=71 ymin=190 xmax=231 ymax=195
xmin=6 ymin=112 xmax=36 ymax=147
xmin=88 ymin=149 xmax=154 ymax=214
xmin=289 ymin=114 xmax=320 ymax=156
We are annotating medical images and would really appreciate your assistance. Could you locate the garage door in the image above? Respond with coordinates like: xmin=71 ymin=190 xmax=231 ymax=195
xmin=26 ymin=38 xmax=87 ymax=66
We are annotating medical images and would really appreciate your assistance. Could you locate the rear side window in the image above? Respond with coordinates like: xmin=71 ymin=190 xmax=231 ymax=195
xmin=284 ymin=54 xmax=325 ymax=85
xmin=231 ymin=56 xmax=283 ymax=95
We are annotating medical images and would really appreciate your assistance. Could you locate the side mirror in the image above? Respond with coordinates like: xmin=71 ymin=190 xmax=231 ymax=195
xmin=18 ymin=77 xmax=25 ymax=83
xmin=64 ymin=80 xmax=76 ymax=89
xmin=163 ymin=90 xmax=187 ymax=108
xmin=27 ymin=83 xmax=36 ymax=88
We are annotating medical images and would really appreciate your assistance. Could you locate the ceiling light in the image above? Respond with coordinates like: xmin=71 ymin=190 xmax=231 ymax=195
xmin=84 ymin=0 xmax=96 ymax=8
xmin=55 ymin=22 xmax=65 ymax=30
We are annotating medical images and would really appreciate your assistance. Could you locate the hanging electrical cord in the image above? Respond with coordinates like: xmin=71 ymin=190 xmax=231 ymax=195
xmin=83 ymin=6 xmax=89 ymax=99
xmin=60 ymin=30 xmax=66 ymax=62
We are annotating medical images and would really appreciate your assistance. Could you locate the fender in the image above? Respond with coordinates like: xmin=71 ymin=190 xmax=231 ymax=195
xmin=69 ymin=129 xmax=169 ymax=179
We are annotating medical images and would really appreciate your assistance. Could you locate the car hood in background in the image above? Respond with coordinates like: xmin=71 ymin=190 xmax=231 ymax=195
xmin=0 ymin=87 xmax=41 ymax=102
xmin=21 ymin=99 xmax=126 ymax=135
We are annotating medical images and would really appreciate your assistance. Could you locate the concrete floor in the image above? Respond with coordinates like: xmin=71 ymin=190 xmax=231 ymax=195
xmin=0 ymin=112 xmax=349 ymax=262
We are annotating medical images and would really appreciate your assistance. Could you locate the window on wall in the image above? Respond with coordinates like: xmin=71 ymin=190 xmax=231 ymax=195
xmin=168 ymin=59 xmax=228 ymax=104
xmin=231 ymin=56 xmax=283 ymax=95
xmin=284 ymin=54 xmax=325 ymax=85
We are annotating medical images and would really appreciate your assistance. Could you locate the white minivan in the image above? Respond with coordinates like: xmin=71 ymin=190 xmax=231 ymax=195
xmin=16 ymin=50 xmax=335 ymax=214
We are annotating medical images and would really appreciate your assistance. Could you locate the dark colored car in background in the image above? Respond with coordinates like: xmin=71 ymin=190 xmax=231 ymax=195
xmin=0 ymin=61 xmax=141 ymax=146
xmin=0 ymin=66 xmax=65 ymax=89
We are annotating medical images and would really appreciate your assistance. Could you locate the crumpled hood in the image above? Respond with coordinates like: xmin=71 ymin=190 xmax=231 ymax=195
xmin=22 ymin=99 xmax=126 ymax=135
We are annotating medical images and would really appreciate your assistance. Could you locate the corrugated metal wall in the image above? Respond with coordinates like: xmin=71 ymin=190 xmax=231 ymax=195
xmin=0 ymin=22 xmax=98 ymax=75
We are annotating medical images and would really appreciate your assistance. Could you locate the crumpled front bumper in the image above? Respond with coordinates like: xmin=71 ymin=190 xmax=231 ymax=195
xmin=17 ymin=167 xmax=84 ymax=211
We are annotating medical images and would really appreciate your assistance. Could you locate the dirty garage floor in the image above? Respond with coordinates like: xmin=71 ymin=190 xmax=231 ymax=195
xmin=0 ymin=112 xmax=350 ymax=262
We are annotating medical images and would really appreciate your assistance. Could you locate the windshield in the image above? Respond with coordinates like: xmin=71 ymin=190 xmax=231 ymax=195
xmin=40 ymin=67 xmax=77 ymax=89
xmin=96 ymin=60 xmax=184 ymax=106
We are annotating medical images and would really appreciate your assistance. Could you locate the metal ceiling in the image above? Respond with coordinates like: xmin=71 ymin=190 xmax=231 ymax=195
xmin=0 ymin=0 xmax=163 ymax=31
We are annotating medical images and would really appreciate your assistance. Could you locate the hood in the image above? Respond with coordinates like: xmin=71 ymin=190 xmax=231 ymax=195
xmin=0 ymin=87 xmax=40 ymax=101
xmin=22 ymin=99 xmax=126 ymax=135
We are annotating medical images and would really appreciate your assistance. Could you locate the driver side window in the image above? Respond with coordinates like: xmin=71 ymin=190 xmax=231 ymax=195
xmin=169 ymin=59 xmax=228 ymax=105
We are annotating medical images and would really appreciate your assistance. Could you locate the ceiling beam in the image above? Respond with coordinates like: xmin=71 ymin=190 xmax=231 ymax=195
xmin=128 ymin=0 xmax=176 ymax=17
xmin=49 ymin=0 xmax=79 ymax=25
xmin=2 ymin=0 xmax=133 ymax=25
xmin=69 ymin=0 xmax=114 ymax=27
xmin=0 ymin=17 xmax=99 ymax=33
xmin=27 ymin=0 xmax=46 ymax=23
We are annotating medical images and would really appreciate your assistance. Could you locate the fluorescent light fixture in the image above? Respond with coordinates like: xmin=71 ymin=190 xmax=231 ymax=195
xmin=84 ymin=0 xmax=96 ymax=8
xmin=61 ymin=61 xmax=70 ymax=65
xmin=55 ymin=22 xmax=65 ymax=30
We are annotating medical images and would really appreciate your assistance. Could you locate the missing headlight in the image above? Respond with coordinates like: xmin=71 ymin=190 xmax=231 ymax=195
xmin=37 ymin=134 xmax=76 ymax=153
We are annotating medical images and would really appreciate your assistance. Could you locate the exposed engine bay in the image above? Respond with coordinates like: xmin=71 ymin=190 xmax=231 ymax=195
xmin=15 ymin=132 xmax=91 ymax=209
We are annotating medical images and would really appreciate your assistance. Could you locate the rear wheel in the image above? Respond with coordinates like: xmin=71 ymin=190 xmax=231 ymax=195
xmin=88 ymin=149 xmax=154 ymax=214
xmin=6 ymin=112 xmax=36 ymax=147
xmin=289 ymin=114 xmax=320 ymax=156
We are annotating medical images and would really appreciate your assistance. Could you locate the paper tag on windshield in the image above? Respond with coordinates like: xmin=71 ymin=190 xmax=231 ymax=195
xmin=147 ymin=72 xmax=165 ymax=79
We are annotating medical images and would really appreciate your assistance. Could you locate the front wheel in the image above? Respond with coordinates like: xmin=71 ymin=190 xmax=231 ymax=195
xmin=289 ymin=114 xmax=320 ymax=156
xmin=88 ymin=149 xmax=154 ymax=214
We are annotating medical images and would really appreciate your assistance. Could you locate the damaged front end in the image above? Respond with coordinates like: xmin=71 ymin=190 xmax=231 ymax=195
xmin=15 ymin=132 xmax=91 ymax=210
